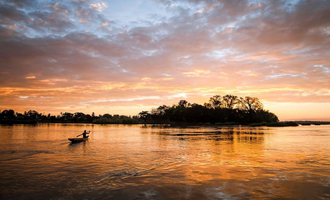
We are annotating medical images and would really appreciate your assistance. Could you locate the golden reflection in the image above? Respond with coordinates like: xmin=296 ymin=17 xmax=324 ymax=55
xmin=1 ymin=124 xmax=330 ymax=199
xmin=141 ymin=126 xmax=268 ymax=186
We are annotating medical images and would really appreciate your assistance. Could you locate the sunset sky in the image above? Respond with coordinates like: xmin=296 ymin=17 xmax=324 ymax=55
xmin=0 ymin=0 xmax=330 ymax=121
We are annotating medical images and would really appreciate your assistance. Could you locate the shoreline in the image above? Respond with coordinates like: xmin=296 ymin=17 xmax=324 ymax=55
xmin=1 ymin=121 xmax=330 ymax=127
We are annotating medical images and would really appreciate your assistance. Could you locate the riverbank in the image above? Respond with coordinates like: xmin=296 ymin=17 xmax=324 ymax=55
xmin=0 ymin=119 xmax=37 ymax=124
xmin=2 ymin=120 xmax=329 ymax=127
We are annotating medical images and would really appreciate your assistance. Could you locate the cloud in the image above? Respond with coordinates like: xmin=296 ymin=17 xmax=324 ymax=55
xmin=51 ymin=2 xmax=71 ymax=15
xmin=0 ymin=0 xmax=330 ymax=119
xmin=0 ymin=4 xmax=27 ymax=23
xmin=3 ymin=0 xmax=38 ymax=8
xmin=0 ymin=26 xmax=17 ymax=38
xmin=75 ymin=8 xmax=94 ymax=24
xmin=27 ymin=11 xmax=76 ymax=32
xmin=89 ymin=2 xmax=108 ymax=12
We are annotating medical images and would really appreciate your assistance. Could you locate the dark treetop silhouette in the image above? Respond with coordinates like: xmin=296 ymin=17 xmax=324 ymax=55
xmin=1 ymin=94 xmax=303 ymax=126
xmin=141 ymin=95 xmax=279 ymax=125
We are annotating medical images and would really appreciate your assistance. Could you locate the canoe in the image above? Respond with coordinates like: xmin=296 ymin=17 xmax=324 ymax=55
xmin=68 ymin=137 xmax=88 ymax=142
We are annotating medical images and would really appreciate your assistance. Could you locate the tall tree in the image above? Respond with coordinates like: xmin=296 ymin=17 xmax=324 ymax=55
xmin=222 ymin=95 xmax=238 ymax=109
xmin=2 ymin=110 xmax=15 ymax=119
xmin=178 ymin=100 xmax=189 ymax=108
xmin=209 ymin=95 xmax=222 ymax=108
xmin=239 ymin=96 xmax=263 ymax=113
xmin=138 ymin=111 xmax=150 ymax=124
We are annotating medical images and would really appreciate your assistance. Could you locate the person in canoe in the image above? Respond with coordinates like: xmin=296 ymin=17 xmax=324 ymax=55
xmin=82 ymin=130 xmax=90 ymax=138
xmin=68 ymin=130 xmax=90 ymax=142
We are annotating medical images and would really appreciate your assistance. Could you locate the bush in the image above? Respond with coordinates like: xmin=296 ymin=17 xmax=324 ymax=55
xmin=300 ymin=123 xmax=311 ymax=126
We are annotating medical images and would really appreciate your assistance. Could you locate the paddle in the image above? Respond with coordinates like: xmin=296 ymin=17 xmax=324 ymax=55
xmin=76 ymin=130 xmax=90 ymax=137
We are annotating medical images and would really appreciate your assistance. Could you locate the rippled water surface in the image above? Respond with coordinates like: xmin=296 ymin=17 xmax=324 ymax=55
xmin=1 ymin=124 xmax=330 ymax=199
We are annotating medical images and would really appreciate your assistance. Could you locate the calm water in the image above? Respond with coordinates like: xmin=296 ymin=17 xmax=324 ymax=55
xmin=0 ymin=124 xmax=330 ymax=200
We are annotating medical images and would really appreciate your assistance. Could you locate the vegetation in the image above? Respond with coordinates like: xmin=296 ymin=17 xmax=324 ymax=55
xmin=141 ymin=95 xmax=279 ymax=125
xmin=300 ymin=122 xmax=312 ymax=126
xmin=0 ymin=110 xmax=139 ymax=124
xmin=1 ymin=94 xmax=329 ymax=126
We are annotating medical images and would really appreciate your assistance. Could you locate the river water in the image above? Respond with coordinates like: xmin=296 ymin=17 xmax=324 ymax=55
xmin=0 ymin=124 xmax=330 ymax=199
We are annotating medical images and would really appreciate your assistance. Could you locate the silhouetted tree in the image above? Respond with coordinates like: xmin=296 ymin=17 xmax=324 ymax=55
xmin=26 ymin=110 xmax=40 ymax=119
xmin=2 ymin=110 xmax=15 ymax=119
xmin=103 ymin=113 xmax=113 ymax=119
xmin=222 ymin=95 xmax=239 ymax=109
xmin=178 ymin=100 xmax=189 ymax=108
xmin=139 ymin=111 xmax=150 ymax=124
xmin=239 ymin=96 xmax=263 ymax=112
xmin=62 ymin=112 xmax=73 ymax=121
xmin=146 ymin=94 xmax=279 ymax=125
xmin=209 ymin=95 xmax=222 ymax=108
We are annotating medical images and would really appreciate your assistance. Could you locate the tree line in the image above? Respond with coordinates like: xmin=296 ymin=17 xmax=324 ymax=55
xmin=139 ymin=95 xmax=279 ymax=125
xmin=1 ymin=94 xmax=279 ymax=125
xmin=0 ymin=110 xmax=140 ymax=124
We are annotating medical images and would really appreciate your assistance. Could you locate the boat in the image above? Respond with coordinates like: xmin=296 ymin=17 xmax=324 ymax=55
xmin=68 ymin=136 xmax=89 ymax=143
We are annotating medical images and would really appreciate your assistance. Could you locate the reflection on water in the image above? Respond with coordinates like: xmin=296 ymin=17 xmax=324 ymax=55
xmin=0 ymin=124 xmax=330 ymax=199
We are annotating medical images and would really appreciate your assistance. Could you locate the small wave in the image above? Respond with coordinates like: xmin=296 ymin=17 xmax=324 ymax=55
xmin=0 ymin=150 xmax=54 ymax=162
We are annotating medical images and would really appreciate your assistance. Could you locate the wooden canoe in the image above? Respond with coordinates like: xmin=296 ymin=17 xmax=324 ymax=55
xmin=68 ymin=137 xmax=88 ymax=142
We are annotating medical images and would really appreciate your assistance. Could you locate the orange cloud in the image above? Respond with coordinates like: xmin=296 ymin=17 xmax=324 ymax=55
xmin=0 ymin=0 xmax=329 ymax=120
xmin=183 ymin=70 xmax=211 ymax=77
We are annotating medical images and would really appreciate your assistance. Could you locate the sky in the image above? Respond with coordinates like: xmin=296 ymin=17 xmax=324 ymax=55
xmin=0 ymin=0 xmax=330 ymax=121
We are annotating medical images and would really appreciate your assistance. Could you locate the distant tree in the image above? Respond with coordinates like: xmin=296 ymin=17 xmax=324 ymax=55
xmin=178 ymin=100 xmax=189 ymax=108
xmin=103 ymin=113 xmax=113 ymax=119
xmin=2 ymin=110 xmax=15 ymax=119
xmin=62 ymin=112 xmax=73 ymax=120
xmin=138 ymin=111 xmax=149 ymax=124
xmin=204 ymin=102 xmax=212 ymax=109
xmin=26 ymin=110 xmax=39 ymax=119
xmin=156 ymin=105 xmax=168 ymax=115
xmin=73 ymin=112 xmax=85 ymax=122
xmin=209 ymin=95 xmax=222 ymax=108
xmin=16 ymin=112 xmax=24 ymax=119
xmin=239 ymin=96 xmax=264 ymax=113
xmin=222 ymin=95 xmax=239 ymax=109
xmin=74 ymin=112 xmax=85 ymax=117
xmin=84 ymin=114 xmax=93 ymax=122
xmin=144 ymin=94 xmax=279 ymax=124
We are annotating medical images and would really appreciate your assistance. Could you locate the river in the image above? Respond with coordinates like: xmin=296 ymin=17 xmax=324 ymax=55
xmin=0 ymin=124 xmax=330 ymax=199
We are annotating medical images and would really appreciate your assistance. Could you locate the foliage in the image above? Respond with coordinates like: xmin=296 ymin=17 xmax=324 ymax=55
xmin=2 ymin=95 xmax=328 ymax=126
xmin=0 ymin=110 xmax=140 ymax=124
xmin=147 ymin=94 xmax=279 ymax=125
